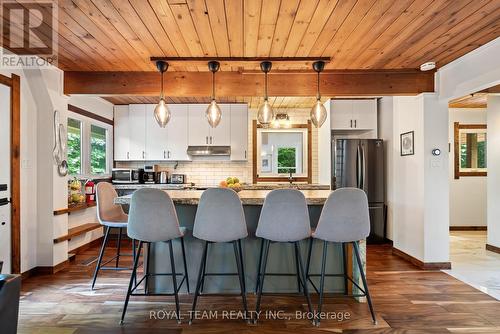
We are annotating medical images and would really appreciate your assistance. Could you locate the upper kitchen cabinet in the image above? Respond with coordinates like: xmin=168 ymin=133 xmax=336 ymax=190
xmin=128 ymin=104 xmax=147 ymax=160
xmin=330 ymin=99 xmax=377 ymax=131
xmin=166 ymin=104 xmax=190 ymax=161
xmin=230 ymin=104 xmax=248 ymax=161
xmin=114 ymin=105 xmax=130 ymax=161
xmin=145 ymin=104 xmax=168 ymax=160
xmin=188 ymin=104 xmax=230 ymax=146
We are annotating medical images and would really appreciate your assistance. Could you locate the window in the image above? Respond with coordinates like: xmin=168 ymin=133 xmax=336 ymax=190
xmin=90 ymin=125 xmax=107 ymax=174
xmin=67 ymin=113 xmax=112 ymax=177
xmin=454 ymin=122 xmax=487 ymax=179
xmin=67 ymin=118 xmax=82 ymax=175
xmin=277 ymin=147 xmax=297 ymax=174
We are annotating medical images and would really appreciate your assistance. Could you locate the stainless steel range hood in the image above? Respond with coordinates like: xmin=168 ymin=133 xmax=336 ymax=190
xmin=187 ymin=146 xmax=231 ymax=156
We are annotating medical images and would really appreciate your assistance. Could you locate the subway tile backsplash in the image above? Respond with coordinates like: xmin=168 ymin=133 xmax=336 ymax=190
xmin=115 ymin=108 xmax=318 ymax=186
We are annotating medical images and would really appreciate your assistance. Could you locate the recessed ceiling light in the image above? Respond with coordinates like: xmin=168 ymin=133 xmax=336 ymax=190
xmin=420 ymin=62 xmax=436 ymax=71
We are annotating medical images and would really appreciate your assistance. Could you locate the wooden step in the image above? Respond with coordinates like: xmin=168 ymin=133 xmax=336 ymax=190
xmin=54 ymin=223 xmax=102 ymax=244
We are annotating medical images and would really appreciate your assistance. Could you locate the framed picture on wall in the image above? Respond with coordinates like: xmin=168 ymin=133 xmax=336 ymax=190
xmin=400 ymin=131 xmax=414 ymax=156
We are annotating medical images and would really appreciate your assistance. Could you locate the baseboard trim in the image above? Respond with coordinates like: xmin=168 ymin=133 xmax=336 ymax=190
xmin=392 ymin=247 xmax=451 ymax=270
xmin=486 ymin=244 xmax=500 ymax=254
xmin=21 ymin=260 xmax=69 ymax=280
xmin=450 ymin=226 xmax=487 ymax=231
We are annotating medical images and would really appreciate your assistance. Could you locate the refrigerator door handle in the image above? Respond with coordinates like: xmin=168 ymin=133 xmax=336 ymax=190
xmin=356 ymin=144 xmax=361 ymax=188
xmin=361 ymin=144 xmax=366 ymax=190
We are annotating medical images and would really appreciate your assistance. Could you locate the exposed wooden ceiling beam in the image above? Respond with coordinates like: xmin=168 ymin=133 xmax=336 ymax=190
xmin=64 ymin=70 xmax=434 ymax=97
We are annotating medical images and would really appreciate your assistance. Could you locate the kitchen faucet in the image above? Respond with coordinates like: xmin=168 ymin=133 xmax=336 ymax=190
xmin=288 ymin=171 xmax=294 ymax=184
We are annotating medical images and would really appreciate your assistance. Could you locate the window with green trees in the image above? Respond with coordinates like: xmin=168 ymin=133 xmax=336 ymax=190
xmin=277 ymin=147 xmax=296 ymax=174
xmin=90 ymin=125 xmax=107 ymax=174
xmin=67 ymin=118 xmax=82 ymax=175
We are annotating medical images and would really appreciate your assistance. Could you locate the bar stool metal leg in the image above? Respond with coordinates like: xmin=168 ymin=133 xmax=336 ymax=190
xmin=238 ymin=240 xmax=246 ymax=293
xmin=116 ymin=227 xmax=122 ymax=268
xmin=342 ymin=242 xmax=349 ymax=295
xmin=233 ymin=240 xmax=249 ymax=321
xmin=254 ymin=239 xmax=270 ymax=323
xmin=168 ymin=240 xmax=181 ymax=324
xmin=190 ymin=241 xmax=208 ymax=325
xmin=306 ymin=237 xmax=313 ymax=277
xmin=200 ymin=242 xmax=209 ymax=293
xmin=144 ymin=243 xmax=151 ymax=294
xmin=254 ymin=238 xmax=264 ymax=294
xmin=294 ymin=243 xmax=302 ymax=292
xmin=295 ymin=241 xmax=315 ymax=325
xmin=180 ymin=236 xmax=190 ymax=293
xmin=120 ymin=241 xmax=143 ymax=325
xmin=316 ymin=240 xmax=328 ymax=326
xmin=91 ymin=226 xmax=111 ymax=290
xmin=352 ymin=241 xmax=376 ymax=325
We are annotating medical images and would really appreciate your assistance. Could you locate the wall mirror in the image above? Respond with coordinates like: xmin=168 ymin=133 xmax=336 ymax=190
xmin=253 ymin=120 xmax=312 ymax=183
xmin=454 ymin=122 xmax=487 ymax=179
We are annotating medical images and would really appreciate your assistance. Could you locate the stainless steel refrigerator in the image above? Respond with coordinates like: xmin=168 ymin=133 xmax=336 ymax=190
xmin=332 ymin=138 xmax=385 ymax=243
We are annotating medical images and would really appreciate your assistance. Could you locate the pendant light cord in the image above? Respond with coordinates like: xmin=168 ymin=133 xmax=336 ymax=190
xmin=212 ymin=71 xmax=215 ymax=100
xmin=160 ymin=70 xmax=164 ymax=99
xmin=265 ymin=71 xmax=268 ymax=101
xmin=316 ymin=71 xmax=321 ymax=101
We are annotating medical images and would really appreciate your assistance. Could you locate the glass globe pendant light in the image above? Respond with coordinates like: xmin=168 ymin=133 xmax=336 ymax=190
xmin=257 ymin=61 xmax=275 ymax=127
xmin=154 ymin=60 xmax=171 ymax=128
xmin=310 ymin=60 xmax=327 ymax=127
xmin=206 ymin=61 xmax=222 ymax=127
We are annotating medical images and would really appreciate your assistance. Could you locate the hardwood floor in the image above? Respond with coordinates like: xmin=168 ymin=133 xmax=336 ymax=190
xmin=18 ymin=241 xmax=500 ymax=333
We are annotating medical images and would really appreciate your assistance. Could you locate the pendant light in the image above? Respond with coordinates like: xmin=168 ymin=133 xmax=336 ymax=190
xmin=257 ymin=61 xmax=274 ymax=126
xmin=154 ymin=60 xmax=171 ymax=128
xmin=310 ymin=60 xmax=327 ymax=127
xmin=206 ymin=60 xmax=222 ymax=127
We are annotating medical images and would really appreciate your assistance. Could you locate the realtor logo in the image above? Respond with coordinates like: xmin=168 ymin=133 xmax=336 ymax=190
xmin=0 ymin=0 xmax=58 ymax=68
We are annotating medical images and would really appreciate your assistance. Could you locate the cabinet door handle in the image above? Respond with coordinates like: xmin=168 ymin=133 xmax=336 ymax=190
xmin=163 ymin=150 xmax=166 ymax=159
xmin=127 ymin=152 xmax=129 ymax=160
xmin=210 ymin=136 xmax=212 ymax=144
xmin=244 ymin=150 xmax=247 ymax=159
xmin=350 ymin=120 xmax=353 ymax=128
xmin=354 ymin=120 xmax=357 ymax=128
xmin=142 ymin=151 xmax=145 ymax=159
xmin=206 ymin=136 xmax=208 ymax=144
xmin=168 ymin=151 xmax=171 ymax=159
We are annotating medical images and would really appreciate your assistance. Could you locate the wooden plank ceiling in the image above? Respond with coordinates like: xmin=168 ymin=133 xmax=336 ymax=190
xmin=103 ymin=96 xmax=328 ymax=108
xmin=448 ymin=84 xmax=500 ymax=108
xmin=24 ymin=0 xmax=500 ymax=72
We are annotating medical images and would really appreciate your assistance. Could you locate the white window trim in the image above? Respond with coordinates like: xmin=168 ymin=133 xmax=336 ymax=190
xmin=67 ymin=111 xmax=113 ymax=178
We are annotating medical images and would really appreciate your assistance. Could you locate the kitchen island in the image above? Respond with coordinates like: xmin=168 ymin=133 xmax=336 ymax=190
xmin=114 ymin=189 xmax=366 ymax=298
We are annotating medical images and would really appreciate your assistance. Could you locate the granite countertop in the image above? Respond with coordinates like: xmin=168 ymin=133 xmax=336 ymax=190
xmin=113 ymin=183 xmax=330 ymax=191
xmin=114 ymin=189 xmax=332 ymax=206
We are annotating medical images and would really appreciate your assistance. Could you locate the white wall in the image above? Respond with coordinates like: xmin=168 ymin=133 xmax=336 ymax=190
xmin=437 ymin=36 xmax=500 ymax=101
xmin=1 ymin=54 xmax=113 ymax=272
xmin=383 ymin=94 xmax=449 ymax=263
xmin=487 ymin=95 xmax=500 ymax=248
xmin=378 ymin=97 xmax=394 ymax=240
xmin=449 ymin=108 xmax=487 ymax=227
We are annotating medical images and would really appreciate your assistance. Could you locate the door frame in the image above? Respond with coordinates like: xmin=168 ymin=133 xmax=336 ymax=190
xmin=0 ymin=73 xmax=21 ymax=274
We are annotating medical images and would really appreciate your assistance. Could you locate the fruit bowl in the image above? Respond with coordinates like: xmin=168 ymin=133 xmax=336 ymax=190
xmin=220 ymin=177 xmax=242 ymax=193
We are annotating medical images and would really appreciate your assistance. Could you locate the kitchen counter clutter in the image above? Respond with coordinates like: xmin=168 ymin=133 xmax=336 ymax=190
xmin=114 ymin=189 xmax=332 ymax=206
xmin=113 ymin=183 xmax=330 ymax=191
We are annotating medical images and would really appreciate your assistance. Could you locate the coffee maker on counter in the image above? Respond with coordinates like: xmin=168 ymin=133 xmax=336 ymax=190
xmin=144 ymin=164 xmax=168 ymax=184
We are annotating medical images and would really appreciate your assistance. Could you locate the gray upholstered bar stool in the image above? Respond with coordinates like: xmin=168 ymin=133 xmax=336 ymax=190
xmin=190 ymin=188 xmax=249 ymax=324
xmin=307 ymin=188 xmax=376 ymax=326
xmin=120 ymin=188 xmax=189 ymax=325
xmin=92 ymin=182 xmax=135 ymax=290
xmin=254 ymin=189 xmax=314 ymax=325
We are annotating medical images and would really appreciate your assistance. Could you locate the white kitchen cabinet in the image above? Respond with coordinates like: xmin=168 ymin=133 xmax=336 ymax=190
xmin=230 ymin=104 xmax=248 ymax=160
xmin=188 ymin=104 xmax=210 ymax=146
xmin=145 ymin=104 xmax=169 ymax=160
xmin=166 ymin=104 xmax=190 ymax=160
xmin=128 ymin=104 xmax=147 ymax=160
xmin=114 ymin=105 xmax=130 ymax=161
xmin=188 ymin=104 xmax=231 ymax=146
xmin=330 ymin=99 xmax=377 ymax=130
